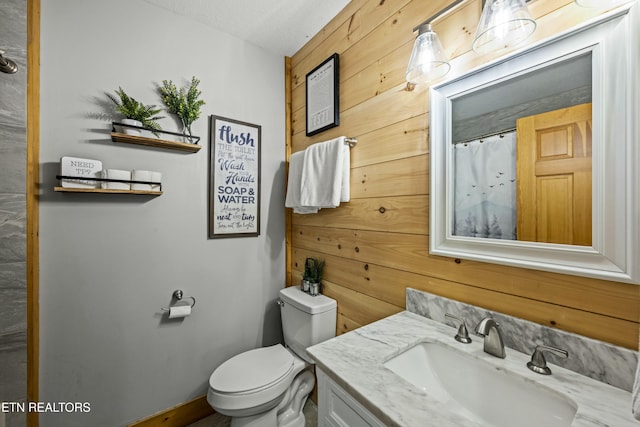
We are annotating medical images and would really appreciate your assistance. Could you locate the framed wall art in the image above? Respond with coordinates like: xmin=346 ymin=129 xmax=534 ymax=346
xmin=306 ymin=53 xmax=340 ymax=136
xmin=208 ymin=115 xmax=261 ymax=238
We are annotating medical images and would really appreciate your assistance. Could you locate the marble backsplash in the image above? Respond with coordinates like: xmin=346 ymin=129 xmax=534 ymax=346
xmin=406 ymin=288 xmax=639 ymax=392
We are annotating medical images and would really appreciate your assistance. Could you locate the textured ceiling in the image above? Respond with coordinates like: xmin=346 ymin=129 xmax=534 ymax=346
xmin=143 ymin=0 xmax=350 ymax=56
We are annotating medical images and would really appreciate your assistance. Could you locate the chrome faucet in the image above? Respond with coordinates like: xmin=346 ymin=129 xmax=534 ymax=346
xmin=474 ymin=317 xmax=506 ymax=358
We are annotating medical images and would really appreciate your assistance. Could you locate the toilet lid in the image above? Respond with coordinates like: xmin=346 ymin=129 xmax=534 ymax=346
xmin=209 ymin=344 xmax=294 ymax=393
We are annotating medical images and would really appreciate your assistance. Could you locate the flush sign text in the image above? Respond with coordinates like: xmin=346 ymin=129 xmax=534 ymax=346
xmin=209 ymin=116 xmax=261 ymax=237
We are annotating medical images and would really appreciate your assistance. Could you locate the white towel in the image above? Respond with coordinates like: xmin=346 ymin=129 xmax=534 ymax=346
xmin=340 ymin=138 xmax=351 ymax=203
xmin=300 ymin=136 xmax=350 ymax=208
xmin=634 ymin=352 xmax=640 ymax=420
xmin=285 ymin=150 xmax=319 ymax=214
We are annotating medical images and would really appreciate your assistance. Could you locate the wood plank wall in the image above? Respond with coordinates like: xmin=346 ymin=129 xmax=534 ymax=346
xmin=287 ymin=0 xmax=640 ymax=350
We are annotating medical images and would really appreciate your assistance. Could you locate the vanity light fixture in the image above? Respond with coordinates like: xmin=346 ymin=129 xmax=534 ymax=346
xmin=472 ymin=0 xmax=536 ymax=54
xmin=405 ymin=23 xmax=451 ymax=85
xmin=407 ymin=0 xmax=537 ymax=85
xmin=405 ymin=0 xmax=465 ymax=85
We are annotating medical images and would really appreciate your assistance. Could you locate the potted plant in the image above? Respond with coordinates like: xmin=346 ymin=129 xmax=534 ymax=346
xmin=302 ymin=257 xmax=324 ymax=295
xmin=107 ymin=87 xmax=164 ymax=137
xmin=159 ymin=76 xmax=206 ymax=143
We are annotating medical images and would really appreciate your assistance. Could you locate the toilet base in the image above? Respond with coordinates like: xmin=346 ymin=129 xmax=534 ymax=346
xmin=230 ymin=406 xmax=278 ymax=427
xmin=225 ymin=368 xmax=315 ymax=427
xmin=276 ymin=369 xmax=314 ymax=427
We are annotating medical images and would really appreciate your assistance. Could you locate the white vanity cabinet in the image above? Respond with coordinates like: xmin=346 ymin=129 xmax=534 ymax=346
xmin=317 ymin=368 xmax=386 ymax=427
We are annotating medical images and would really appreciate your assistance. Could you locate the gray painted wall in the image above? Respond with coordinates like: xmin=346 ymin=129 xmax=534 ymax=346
xmin=39 ymin=1 xmax=286 ymax=426
xmin=0 ymin=0 xmax=27 ymax=426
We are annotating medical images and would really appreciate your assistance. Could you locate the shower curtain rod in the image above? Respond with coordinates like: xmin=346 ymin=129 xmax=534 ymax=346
xmin=453 ymin=127 xmax=516 ymax=145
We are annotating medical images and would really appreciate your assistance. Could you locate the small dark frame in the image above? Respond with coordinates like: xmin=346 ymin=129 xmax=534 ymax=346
xmin=306 ymin=53 xmax=340 ymax=136
xmin=208 ymin=115 xmax=261 ymax=238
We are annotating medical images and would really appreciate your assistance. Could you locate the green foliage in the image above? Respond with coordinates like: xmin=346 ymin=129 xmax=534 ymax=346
xmin=159 ymin=76 xmax=206 ymax=142
xmin=107 ymin=87 xmax=164 ymax=136
xmin=303 ymin=258 xmax=325 ymax=283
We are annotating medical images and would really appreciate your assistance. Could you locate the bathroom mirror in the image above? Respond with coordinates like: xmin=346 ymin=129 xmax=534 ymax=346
xmin=430 ymin=4 xmax=639 ymax=284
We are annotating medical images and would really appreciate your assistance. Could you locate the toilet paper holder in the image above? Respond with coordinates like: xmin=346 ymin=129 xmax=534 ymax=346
xmin=161 ymin=289 xmax=196 ymax=312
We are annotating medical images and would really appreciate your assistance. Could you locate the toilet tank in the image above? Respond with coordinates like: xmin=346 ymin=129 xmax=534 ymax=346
xmin=279 ymin=286 xmax=337 ymax=363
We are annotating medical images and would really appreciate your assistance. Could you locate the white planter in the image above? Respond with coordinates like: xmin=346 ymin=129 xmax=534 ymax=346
xmin=121 ymin=118 xmax=142 ymax=136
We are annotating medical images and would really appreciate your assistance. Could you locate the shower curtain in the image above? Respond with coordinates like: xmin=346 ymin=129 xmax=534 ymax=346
xmin=453 ymin=132 xmax=517 ymax=240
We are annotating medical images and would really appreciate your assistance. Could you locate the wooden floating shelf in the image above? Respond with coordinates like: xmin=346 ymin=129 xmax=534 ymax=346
xmin=54 ymin=186 xmax=162 ymax=196
xmin=110 ymin=132 xmax=202 ymax=153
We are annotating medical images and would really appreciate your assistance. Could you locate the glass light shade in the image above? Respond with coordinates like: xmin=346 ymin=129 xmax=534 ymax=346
xmin=406 ymin=24 xmax=451 ymax=85
xmin=472 ymin=0 xmax=536 ymax=54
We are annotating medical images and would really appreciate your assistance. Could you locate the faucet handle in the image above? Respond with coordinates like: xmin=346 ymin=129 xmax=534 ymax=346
xmin=527 ymin=344 xmax=569 ymax=375
xmin=445 ymin=313 xmax=472 ymax=344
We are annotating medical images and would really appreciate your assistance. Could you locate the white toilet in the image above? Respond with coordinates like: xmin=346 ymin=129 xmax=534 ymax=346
xmin=207 ymin=286 xmax=337 ymax=427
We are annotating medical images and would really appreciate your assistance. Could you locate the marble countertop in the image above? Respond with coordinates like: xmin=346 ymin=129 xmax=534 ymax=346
xmin=307 ymin=311 xmax=638 ymax=427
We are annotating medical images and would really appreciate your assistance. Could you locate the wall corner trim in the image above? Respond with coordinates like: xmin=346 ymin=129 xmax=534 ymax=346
xmin=27 ymin=0 xmax=41 ymax=426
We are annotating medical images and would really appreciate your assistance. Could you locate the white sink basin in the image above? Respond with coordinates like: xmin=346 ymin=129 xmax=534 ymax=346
xmin=384 ymin=342 xmax=578 ymax=427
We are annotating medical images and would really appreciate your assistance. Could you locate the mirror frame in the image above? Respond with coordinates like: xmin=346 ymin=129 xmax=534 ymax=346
xmin=430 ymin=4 xmax=639 ymax=284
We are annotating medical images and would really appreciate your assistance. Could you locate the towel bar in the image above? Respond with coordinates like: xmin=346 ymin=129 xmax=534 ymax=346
xmin=345 ymin=137 xmax=357 ymax=147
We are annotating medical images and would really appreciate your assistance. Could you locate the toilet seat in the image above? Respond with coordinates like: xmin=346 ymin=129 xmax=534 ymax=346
xmin=209 ymin=344 xmax=294 ymax=394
